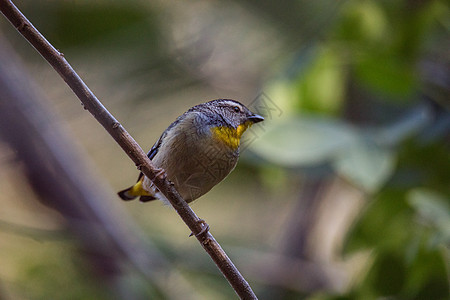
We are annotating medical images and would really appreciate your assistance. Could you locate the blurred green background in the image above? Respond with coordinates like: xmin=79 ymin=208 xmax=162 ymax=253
xmin=0 ymin=0 xmax=449 ymax=299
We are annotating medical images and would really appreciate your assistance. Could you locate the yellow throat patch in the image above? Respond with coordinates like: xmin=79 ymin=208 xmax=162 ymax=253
xmin=211 ymin=122 xmax=252 ymax=149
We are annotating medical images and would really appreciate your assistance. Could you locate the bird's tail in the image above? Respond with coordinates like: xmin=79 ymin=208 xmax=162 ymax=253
xmin=118 ymin=178 xmax=156 ymax=202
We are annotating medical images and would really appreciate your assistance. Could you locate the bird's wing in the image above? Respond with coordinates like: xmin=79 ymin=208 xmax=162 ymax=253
xmin=135 ymin=113 xmax=186 ymax=182
xmin=135 ymin=127 xmax=169 ymax=182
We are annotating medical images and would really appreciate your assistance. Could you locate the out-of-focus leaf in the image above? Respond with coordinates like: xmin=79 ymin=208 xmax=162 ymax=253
xmin=296 ymin=47 xmax=346 ymax=115
xmin=333 ymin=138 xmax=396 ymax=193
xmin=355 ymin=54 xmax=416 ymax=98
xmin=343 ymin=188 xmax=449 ymax=299
xmin=252 ymin=116 xmax=396 ymax=193
xmin=408 ymin=188 xmax=450 ymax=246
xmin=374 ymin=104 xmax=433 ymax=146
xmin=250 ymin=117 xmax=357 ymax=166
xmin=337 ymin=0 xmax=387 ymax=44
xmin=343 ymin=190 xmax=412 ymax=254
xmin=361 ymin=244 xmax=449 ymax=300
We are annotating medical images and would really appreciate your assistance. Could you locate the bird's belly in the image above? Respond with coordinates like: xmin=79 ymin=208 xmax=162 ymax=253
xmin=155 ymin=140 xmax=238 ymax=202
xmin=173 ymin=146 xmax=238 ymax=201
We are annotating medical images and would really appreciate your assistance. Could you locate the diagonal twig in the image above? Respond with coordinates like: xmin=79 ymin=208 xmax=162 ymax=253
xmin=0 ymin=1 xmax=257 ymax=299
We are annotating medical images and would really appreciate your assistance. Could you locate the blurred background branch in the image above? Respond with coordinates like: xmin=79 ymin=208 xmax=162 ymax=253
xmin=0 ymin=36 xmax=201 ymax=300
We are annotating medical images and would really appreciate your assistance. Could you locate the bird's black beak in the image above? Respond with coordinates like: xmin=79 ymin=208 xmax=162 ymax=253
xmin=247 ymin=113 xmax=264 ymax=124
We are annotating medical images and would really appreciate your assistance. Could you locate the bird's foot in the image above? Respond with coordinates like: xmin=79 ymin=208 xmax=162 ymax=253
xmin=154 ymin=167 xmax=166 ymax=180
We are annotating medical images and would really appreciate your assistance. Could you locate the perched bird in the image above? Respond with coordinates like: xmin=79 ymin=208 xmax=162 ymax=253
xmin=118 ymin=99 xmax=264 ymax=204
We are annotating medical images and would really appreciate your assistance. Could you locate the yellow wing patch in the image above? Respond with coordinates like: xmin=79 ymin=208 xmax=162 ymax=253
xmin=128 ymin=178 xmax=153 ymax=197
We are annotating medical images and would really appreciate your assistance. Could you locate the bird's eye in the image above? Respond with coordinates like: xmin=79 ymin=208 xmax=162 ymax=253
xmin=233 ymin=106 xmax=240 ymax=113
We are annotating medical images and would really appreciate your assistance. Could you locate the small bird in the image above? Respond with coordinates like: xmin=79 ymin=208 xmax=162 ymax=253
xmin=118 ymin=99 xmax=264 ymax=204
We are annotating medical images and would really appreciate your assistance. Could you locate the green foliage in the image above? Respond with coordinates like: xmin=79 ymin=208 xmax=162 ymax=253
xmin=343 ymin=188 xmax=449 ymax=299
xmin=253 ymin=0 xmax=449 ymax=299
xmin=340 ymin=138 xmax=450 ymax=299
xmin=355 ymin=54 xmax=416 ymax=97
xmin=296 ymin=47 xmax=347 ymax=114
xmin=14 ymin=244 xmax=110 ymax=300
xmin=408 ymin=188 xmax=450 ymax=246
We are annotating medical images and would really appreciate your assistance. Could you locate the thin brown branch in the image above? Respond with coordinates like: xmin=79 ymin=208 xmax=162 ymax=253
xmin=0 ymin=1 xmax=257 ymax=299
